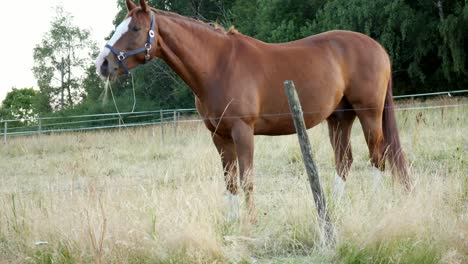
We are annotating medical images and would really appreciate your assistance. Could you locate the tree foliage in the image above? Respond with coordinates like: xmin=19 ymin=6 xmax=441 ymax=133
xmin=0 ymin=88 xmax=39 ymax=122
xmin=305 ymin=0 xmax=467 ymax=93
xmin=33 ymin=5 xmax=96 ymax=111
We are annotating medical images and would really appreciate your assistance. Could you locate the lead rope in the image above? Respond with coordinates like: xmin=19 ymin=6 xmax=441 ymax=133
xmin=106 ymin=78 xmax=124 ymax=125
xmin=130 ymin=73 xmax=137 ymax=113
xmin=105 ymin=73 xmax=138 ymax=126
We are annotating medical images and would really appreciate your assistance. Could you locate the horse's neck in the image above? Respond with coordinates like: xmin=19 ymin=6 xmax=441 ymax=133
xmin=156 ymin=15 xmax=231 ymax=99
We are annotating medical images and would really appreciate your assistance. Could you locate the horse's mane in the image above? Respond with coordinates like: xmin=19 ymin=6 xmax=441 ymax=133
xmin=151 ymin=8 xmax=239 ymax=35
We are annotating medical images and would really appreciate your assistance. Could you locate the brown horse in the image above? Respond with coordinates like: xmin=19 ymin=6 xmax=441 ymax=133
xmin=96 ymin=0 xmax=411 ymax=221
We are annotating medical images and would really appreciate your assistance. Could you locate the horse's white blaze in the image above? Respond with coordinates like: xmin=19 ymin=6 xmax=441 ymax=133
xmin=107 ymin=17 xmax=133 ymax=46
xmin=95 ymin=17 xmax=132 ymax=75
xmin=333 ymin=171 xmax=346 ymax=199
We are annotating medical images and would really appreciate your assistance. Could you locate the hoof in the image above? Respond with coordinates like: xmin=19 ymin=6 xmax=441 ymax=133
xmin=372 ymin=167 xmax=384 ymax=191
xmin=225 ymin=193 xmax=240 ymax=221
xmin=332 ymin=172 xmax=346 ymax=199
xmin=248 ymin=211 xmax=258 ymax=224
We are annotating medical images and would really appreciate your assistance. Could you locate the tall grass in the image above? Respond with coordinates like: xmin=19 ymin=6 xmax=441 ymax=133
xmin=0 ymin=98 xmax=466 ymax=263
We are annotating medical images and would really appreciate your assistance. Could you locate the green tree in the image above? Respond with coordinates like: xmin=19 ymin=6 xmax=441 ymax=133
xmin=1 ymin=88 xmax=39 ymax=122
xmin=306 ymin=0 xmax=467 ymax=94
xmin=438 ymin=1 xmax=468 ymax=81
xmin=33 ymin=5 xmax=96 ymax=111
xmin=0 ymin=103 xmax=7 ymax=120
xmin=82 ymin=64 xmax=104 ymax=103
xmin=258 ymin=0 xmax=327 ymax=43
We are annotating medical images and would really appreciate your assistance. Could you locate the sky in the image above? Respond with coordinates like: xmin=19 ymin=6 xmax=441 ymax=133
xmin=0 ymin=0 xmax=119 ymax=103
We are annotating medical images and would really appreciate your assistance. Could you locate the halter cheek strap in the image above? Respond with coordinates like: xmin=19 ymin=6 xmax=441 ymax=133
xmin=106 ymin=12 xmax=156 ymax=75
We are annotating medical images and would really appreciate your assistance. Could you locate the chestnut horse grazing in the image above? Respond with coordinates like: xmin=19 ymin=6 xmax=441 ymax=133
xmin=97 ymin=0 xmax=411 ymax=222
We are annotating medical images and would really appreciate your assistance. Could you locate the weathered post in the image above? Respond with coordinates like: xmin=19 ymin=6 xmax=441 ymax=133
xmin=160 ymin=110 xmax=165 ymax=144
xmin=173 ymin=111 xmax=178 ymax=137
xmin=118 ymin=117 xmax=123 ymax=131
xmin=284 ymin=80 xmax=335 ymax=244
xmin=3 ymin=121 xmax=7 ymax=144
xmin=38 ymin=118 xmax=42 ymax=135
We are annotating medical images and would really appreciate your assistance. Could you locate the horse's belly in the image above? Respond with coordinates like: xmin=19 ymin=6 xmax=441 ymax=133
xmin=253 ymin=113 xmax=327 ymax=136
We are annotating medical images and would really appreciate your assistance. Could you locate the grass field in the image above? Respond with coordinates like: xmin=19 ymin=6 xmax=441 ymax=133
xmin=0 ymin=98 xmax=467 ymax=263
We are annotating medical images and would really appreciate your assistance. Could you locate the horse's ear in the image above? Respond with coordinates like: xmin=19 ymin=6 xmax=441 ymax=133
xmin=139 ymin=0 xmax=149 ymax=12
xmin=126 ymin=0 xmax=137 ymax=11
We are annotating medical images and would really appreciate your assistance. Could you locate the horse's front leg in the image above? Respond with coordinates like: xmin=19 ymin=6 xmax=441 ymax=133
xmin=231 ymin=121 xmax=256 ymax=223
xmin=212 ymin=133 xmax=239 ymax=220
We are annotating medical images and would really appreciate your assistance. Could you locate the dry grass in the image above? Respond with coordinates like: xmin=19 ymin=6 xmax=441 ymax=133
xmin=0 ymin=98 xmax=467 ymax=263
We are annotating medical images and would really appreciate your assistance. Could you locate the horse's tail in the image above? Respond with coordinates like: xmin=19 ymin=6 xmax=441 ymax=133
xmin=382 ymin=76 xmax=412 ymax=191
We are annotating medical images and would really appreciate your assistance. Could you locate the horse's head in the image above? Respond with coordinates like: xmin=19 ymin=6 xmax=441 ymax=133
xmin=96 ymin=0 xmax=158 ymax=80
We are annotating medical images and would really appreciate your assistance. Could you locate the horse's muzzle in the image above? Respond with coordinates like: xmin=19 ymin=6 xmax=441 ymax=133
xmin=100 ymin=58 xmax=110 ymax=77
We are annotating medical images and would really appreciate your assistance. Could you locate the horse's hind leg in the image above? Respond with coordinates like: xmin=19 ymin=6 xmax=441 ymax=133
xmin=356 ymin=109 xmax=386 ymax=188
xmin=327 ymin=111 xmax=356 ymax=180
xmin=327 ymin=108 xmax=356 ymax=196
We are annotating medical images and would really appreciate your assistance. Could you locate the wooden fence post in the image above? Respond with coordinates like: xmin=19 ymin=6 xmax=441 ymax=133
xmin=173 ymin=111 xmax=178 ymax=137
xmin=3 ymin=121 xmax=7 ymax=144
xmin=118 ymin=117 xmax=123 ymax=131
xmin=284 ymin=80 xmax=335 ymax=244
xmin=160 ymin=110 xmax=165 ymax=144
xmin=38 ymin=118 xmax=42 ymax=135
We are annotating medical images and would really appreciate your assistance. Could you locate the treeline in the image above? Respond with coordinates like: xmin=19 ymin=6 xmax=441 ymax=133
xmin=1 ymin=0 xmax=467 ymax=120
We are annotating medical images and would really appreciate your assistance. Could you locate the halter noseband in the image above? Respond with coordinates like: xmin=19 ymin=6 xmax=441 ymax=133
xmin=105 ymin=12 xmax=156 ymax=75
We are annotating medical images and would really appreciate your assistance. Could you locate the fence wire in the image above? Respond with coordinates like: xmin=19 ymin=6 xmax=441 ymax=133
xmin=12 ymin=101 xmax=466 ymax=131
xmin=0 ymin=90 xmax=466 ymax=141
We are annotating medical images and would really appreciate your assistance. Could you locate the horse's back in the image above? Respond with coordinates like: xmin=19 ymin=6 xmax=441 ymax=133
xmin=270 ymin=30 xmax=391 ymax=108
xmin=281 ymin=30 xmax=391 ymax=75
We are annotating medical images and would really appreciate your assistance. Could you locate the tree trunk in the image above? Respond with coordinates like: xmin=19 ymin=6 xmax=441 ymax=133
xmin=66 ymin=52 xmax=73 ymax=107
xmin=435 ymin=0 xmax=444 ymax=21
xmin=191 ymin=0 xmax=204 ymax=18
xmin=60 ymin=58 xmax=65 ymax=110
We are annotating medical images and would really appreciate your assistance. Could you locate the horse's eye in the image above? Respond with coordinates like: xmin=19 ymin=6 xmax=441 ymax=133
xmin=132 ymin=26 xmax=140 ymax=32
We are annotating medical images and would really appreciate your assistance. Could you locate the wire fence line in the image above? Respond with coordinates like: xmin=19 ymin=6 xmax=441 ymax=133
xmin=393 ymin=89 xmax=468 ymax=99
xmin=0 ymin=108 xmax=198 ymax=141
xmin=1 ymin=90 xmax=467 ymax=143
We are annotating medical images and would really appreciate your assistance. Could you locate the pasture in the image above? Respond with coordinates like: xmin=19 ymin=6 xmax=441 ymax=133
xmin=0 ymin=98 xmax=467 ymax=263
